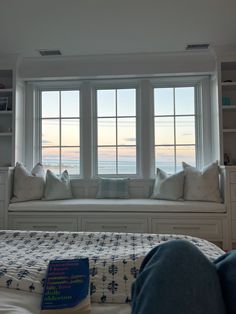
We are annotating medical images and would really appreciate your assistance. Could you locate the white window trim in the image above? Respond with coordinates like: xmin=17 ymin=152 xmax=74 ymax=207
xmin=90 ymin=80 xmax=141 ymax=178
xmin=27 ymin=81 xmax=83 ymax=178
xmin=151 ymin=76 xmax=211 ymax=172
xmin=25 ymin=75 xmax=211 ymax=179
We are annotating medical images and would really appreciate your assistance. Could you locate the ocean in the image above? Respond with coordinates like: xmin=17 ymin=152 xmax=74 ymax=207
xmin=42 ymin=160 xmax=186 ymax=175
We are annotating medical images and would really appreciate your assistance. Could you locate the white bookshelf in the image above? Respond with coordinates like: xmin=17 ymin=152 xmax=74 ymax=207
xmin=0 ymin=69 xmax=14 ymax=166
xmin=0 ymin=63 xmax=25 ymax=167
xmin=220 ymin=61 xmax=236 ymax=165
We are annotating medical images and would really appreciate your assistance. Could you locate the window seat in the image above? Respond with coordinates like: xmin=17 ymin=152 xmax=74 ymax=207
xmin=6 ymin=170 xmax=231 ymax=250
xmin=7 ymin=197 xmax=229 ymax=250
xmin=8 ymin=198 xmax=226 ymax=213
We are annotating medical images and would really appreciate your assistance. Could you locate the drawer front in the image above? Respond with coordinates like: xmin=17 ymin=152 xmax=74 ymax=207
xmin=230 ymin=171 xmax=236 ymax=184
xmin=0 ymin=185 xmax=4 ymax=201
xmin=232 ymin=220 xmax=236 ymax=241
xmin=232 ymin=202 xmax=236 ymax=219
xmin=9 ymin=216 xmax=78 ymax=232
xmin=231 ymin=184 xmax=236 ymax=202
xmin=81 ymin=217 xmax=148 ymax=233
xmin=151 ymin=218 xmax=223 ymax=240
xmin=0 ymin=201 xmax=4 ymax=218
xmin=0 ymin=173 xmax=5 ymax=184
xmin=0 ymin=219 xmax=4 ymax=229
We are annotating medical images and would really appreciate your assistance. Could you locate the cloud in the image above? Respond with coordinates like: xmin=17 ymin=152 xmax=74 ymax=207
xmin=43 ymin=154 xmax=58 ymax=160
xmin=125 ymin=137 xmax=136 ymax=142
xmin=42 ymin=140 xmax=53 ymax=145
xmin=182 ymin=133 xmax=192 ymax=136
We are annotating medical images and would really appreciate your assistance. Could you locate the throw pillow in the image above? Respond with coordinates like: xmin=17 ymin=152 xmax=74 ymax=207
xmin=44 ymin=170 xmax=73 ymax=200
xmin=183 ymin=161 xmax=222 ymax=202
xmin=96 ymin=178 xmax=129 ymax=199
xmin=11 ymin=162 xmax=45 ymax=202
xmin=151 ymin=168 xmax=184 ymax=200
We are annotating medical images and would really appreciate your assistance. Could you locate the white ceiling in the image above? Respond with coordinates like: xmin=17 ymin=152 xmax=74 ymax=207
xmin=0 ymin=0 xmax=236 ymax=58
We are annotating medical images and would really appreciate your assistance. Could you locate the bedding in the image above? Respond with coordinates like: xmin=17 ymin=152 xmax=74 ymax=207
xmin=0 ymin=288 xmax=131 ymax=314
xmin=0 ymin=230 xmax=224 ymax=306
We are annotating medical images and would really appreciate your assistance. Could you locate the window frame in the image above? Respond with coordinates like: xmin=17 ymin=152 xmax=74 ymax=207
xmin=151 ymin=76 xmax=211 ymax=172
xmin=26 ymin=75 xmax=211 ymax=179
xmin=91 ymin=80 xmax=141 ymax=178
xmin=33 ymin=81 xmax=82 ymax=178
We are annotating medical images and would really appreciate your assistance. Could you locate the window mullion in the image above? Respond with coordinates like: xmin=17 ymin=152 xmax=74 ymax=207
xmin=115 ymin=89 xmax=118 ymax=174
xmin=81 ymin=82 xmax=93 ymax=178
xmin=140 ymin=80 xmax=154 ymax=178
xmin=59 ymin=91 xmax=62 ymax=174
xmin=173 ymin=88 xmax=177 ymax=172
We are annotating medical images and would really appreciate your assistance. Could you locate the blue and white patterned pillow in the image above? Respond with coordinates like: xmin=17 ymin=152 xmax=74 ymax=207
xmin=96 ymin=178 xmax=129 ymax=199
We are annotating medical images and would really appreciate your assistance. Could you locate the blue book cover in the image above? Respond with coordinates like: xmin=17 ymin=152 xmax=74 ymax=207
xmin=41 ymin=258 xmax=90 ymax=314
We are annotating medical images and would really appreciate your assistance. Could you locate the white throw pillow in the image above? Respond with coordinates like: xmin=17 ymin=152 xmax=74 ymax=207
xmin=11 ymin=162 xmax=45 ymax=202
xmin=151 ymin=168 xmax=184 ymax=200
xmin=183 ymin=161 xmax=222 ymax=202
xmin=44 ymin=170 xmax=73 ymax=200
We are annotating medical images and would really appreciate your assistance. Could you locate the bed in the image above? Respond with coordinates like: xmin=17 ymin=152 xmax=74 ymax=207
xmin=0 ymin=230 xmax=224 ymax=314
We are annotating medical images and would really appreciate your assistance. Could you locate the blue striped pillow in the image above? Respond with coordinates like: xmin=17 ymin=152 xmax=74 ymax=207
xmin=96 ymin=178 xmax=129 ymax=199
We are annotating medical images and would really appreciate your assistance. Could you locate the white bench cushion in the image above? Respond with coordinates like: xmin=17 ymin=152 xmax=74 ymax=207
xmin=8 ymin=199 xmax=226 ymax=213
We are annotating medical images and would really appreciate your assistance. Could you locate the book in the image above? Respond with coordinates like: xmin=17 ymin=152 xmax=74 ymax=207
xmin=41 ymin=258 xmax=90 ymax=314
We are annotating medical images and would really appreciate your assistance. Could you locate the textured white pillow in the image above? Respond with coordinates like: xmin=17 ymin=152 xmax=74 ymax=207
xmin=151 ymin=168 xmax=184 ymax=200
xmin=44 ymin=170 xmax=73 ymax=200
xmin=11 ymin=162 xmax=45 ymax=202
xmin=183 ymin=161 xmax=222 ymax=202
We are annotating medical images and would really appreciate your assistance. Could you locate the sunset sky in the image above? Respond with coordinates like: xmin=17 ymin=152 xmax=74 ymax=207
xmin=41 ymin=87 xmax=195 ymax=174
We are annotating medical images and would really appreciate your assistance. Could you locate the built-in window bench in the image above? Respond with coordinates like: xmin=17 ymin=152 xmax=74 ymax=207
xmin=0 ymin=167 xmax=233 ymax=250
xmin=8 ymin=198 xmax=229 ymax=249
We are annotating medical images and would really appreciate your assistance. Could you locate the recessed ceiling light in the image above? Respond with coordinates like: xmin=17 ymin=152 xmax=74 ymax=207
xmin=38 ymin=49 xmax=62 ymax=56
xmin=186 ymin=43 xmax=210 ymax=50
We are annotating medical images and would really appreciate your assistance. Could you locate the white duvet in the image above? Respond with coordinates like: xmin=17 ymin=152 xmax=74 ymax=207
xmin=0 ymin=287 xmax=131 ymax=314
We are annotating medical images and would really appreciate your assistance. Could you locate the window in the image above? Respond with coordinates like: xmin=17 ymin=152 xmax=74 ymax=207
xmin=28 ymin=76 xmax=211 ymax=179
xmin=96 ymin=88 xmax=136 ymax=175
xmin=154 ymin=86 xmax=196 ymax=173
xmin=40 ymin=90 xmax=80 ymax=175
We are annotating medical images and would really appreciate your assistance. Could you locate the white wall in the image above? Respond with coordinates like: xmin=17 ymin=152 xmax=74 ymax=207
xmin=19 ymin=51 xmax=216 ymax=80
xmin=0 ymin=51 xmax=218 ymax=171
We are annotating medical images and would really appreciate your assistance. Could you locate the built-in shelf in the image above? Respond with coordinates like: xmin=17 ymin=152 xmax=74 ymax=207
xmin=0 ymin=89 xmax=13 ymax=93
xmin=0 ymin=68 xmax=15 ymax=167
xmin=223 ymin=129 xmax=236 ymax=133
xmin=0 ymin=132 xmax=12 ymax=136
xmin=0 ymin=111 xmax=13 ymax=114
xmin=222 ymin=105 xmax=236 ymax=110
xmin=220 ymin=61 xmax=236 ymax=165
xmin=222 ymin=82 xmax=236 ymax=86
xmin=221 ymin=84 xmax=236 ymax=92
